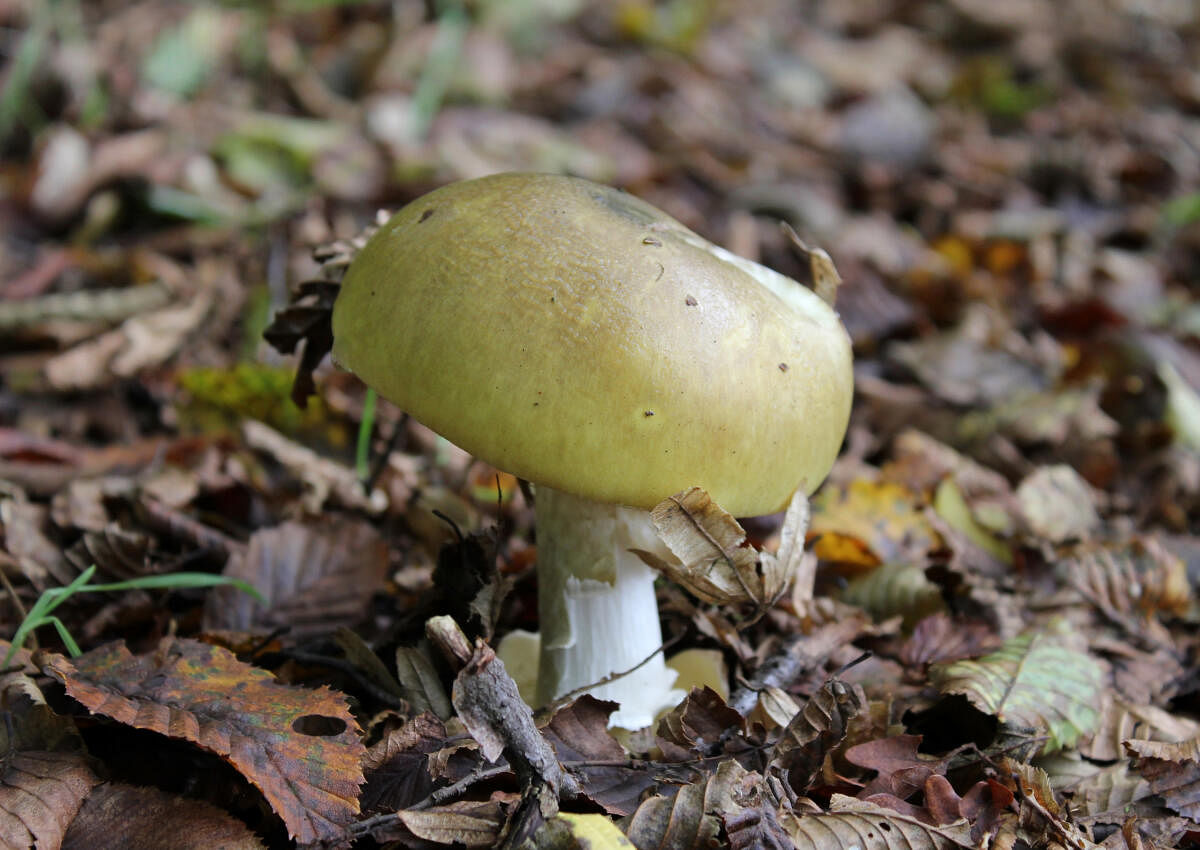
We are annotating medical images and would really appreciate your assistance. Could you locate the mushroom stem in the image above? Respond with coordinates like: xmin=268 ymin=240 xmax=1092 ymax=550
xmin=534 ymin=486 xmax=682 ymax=729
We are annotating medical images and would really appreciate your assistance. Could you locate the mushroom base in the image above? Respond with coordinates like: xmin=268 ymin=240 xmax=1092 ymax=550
xmin=534 ymin=486 xmax=683 ymax=729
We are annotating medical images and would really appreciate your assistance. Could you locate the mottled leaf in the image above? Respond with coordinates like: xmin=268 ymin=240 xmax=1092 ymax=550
xmin=40 ymin=638 xmax=365 ymax=844
xmin=930 ymin=618 xmax=1104 ymax=753
xmin=61 ymin=782 xmax=265 ymax=850
xmin=840 ymin=562 xmax=944 ymax=627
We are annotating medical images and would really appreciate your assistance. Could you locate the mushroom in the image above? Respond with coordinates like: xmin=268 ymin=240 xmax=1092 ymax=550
xmin=331 ymin=173 xmax=853 ymax=728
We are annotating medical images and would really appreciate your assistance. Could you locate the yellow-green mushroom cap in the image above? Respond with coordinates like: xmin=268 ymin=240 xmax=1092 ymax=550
xmin=331 ymin=173 xmax=853 ymax=516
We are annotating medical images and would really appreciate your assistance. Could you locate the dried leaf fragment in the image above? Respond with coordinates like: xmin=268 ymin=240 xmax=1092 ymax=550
xmin=641 ymin=486 xmax=800 ymax=613
xmin=769 ymin=675 xmax=864 ymax=795
xmin=781 ymin=795 xmax=974 ymax=850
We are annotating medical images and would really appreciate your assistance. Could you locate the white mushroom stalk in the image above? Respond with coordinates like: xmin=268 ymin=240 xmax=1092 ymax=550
xmin=534 ymin=486 xmax=682 ymax=730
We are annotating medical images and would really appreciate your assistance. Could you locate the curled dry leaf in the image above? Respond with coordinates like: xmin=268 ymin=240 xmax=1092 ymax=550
xmin=622 ymin=759 xmax=745 ymax=850
xmin=769 ymin=675 xmax=864 ymax=795
xmin=61 ymin=782 xmax=265 ymax=850
xmin=39 ymin=637 xmax=365 ymax=845
xmin=395 ymin=801 xmax=503 ymax=848
xmin=1124 ymin=737 xmax=1200 ymax=820
xmin=638 ymin=486 xmax=807 ymax=614
xmin=930 ymin=618 xmax=1105 ymax=754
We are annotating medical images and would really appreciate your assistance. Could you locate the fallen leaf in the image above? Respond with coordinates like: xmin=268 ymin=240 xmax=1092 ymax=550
xmin=640 ymin=487 xmax=782 ymax=612
xmin=204 ymin=516 xmax=389 ymax=638
xmin=1016 ymin=464 xmax=1101 ymax=543
xmin=845 ymin=734 xmax=952 ymax=799
xmin=810 ymin=480 xmax=940 ymax=570
xmin=780 ymin=794 xmax=974 ymax=850
xmin=769 ymin=675 xmax=864 ymax=795
xmin=61 ymin=782 xmax=265 ymax=850
xmin=396 ymin=800 xmax=503 ymax=847
xmin=39 ymin=638 xmax=365 ymax=845
xmin=930 ymin=618 xmax=1105 ymax=754
xmin=543 ymin=697 xmax=653 ymax=817
xmin=1125 ymin=737 xmax=1200 ymax=820
xmin=361 ymin=712 xmax=446 ymax=813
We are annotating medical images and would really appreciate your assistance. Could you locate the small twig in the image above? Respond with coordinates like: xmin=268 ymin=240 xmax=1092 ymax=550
xmin=548 ymin=631 xmax=686 ymax=712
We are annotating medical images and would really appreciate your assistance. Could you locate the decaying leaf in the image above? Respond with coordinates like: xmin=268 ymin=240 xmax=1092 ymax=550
xmin=0 ymin=672 xmax=99 ymax=850
xmin=1081 ymin=697 xmax=1200 ymax=762
xmin=769 ymin=675 xmax=864 ymax=795
xmin=61 ymin=782 xmax=265 ymax=850
xmin=809 ymin=479 xmax=940 ymax=569
xmin=623 ymin=759 xmax=745 ymax=850
xmin=39 ymin=638 xmax=365 ymax=845
xmin=525 ymin=811 xmax=636 ymax=849
xmin=1058 ymin=537 xmax=1191 ymax=643
xmin=361 ymin=712 xmax=447 ymax=813
xmin=1016 ymin=464 xmax=1101 ymax=543
xmin=543 ymin=697 xmax=654 ymax=817
xmin=396 ymin=802 xmax=504 ymax=848
xmin=395 ymin=645 xmax=454 ymax=720
xmin=639 ymin=486 xmax=805 ymax=613
xmin=845 ymin=734 xmax=953 ymax=799
xmin=1125 ymin=737 xmax=1200 ymax=820
xmin=840 ymin=561 xmax=945 ymax=627
xmin=930 ymin=618 xmax=1105 ymax=753
xmin=780 ymin=794 xmax=974 ymax=850
xmin=204 ymin=516 xmax=390 ymax=638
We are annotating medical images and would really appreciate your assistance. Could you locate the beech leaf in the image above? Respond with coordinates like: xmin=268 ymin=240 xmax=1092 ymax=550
xmin=769 ymin=676 xmax=864 ymax=794
xmin=929 ymin=618 xmax=1104 ymax=753
xmin=642 ymin=487 xmax=802 ymax=612
xmin=781 ymin=795 xmax=974 ymax=850
xmin=39 ymin=638 xmax=365 ymax=845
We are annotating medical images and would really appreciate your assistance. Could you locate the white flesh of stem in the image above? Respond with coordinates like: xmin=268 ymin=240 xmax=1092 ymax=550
xmin=535 ymin=486 xmax=682 ymax=729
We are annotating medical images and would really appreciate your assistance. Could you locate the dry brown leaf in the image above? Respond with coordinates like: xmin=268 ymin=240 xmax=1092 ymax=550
xmin=657 ymin=687 xmax=744 ymax=760
xmin=623 ymin=759 xmax=745 ymax=850
xmin=845 ymin=734 xmax=952 ymax=799
xmin=781 ymin=794 xmax=974 ymax=850
xmin=39 ymin=638 xmax=365 ymax=845
xmin=1016 ymin=465 xmax=1101 ymax=543
xmin=0 ymin=672 xmax=98 ymax=850
xmin=361 ymin=713 xmax=446 ymax=813
xmin=1125 ymin=737 xmax=1200 ymax=820
xmin=396 ymin=801 xmax=503 ymax=847
xmin=640 ymin=487 xmax=795 ymax=613
xmin=542 ymin=696 xmax=654 ymax=817
xmin=770 ymin=675 xmax=864 ymax=795
xmin=204 ymin=516 xmax=389 ymax=638
xmin=61 ymin=782 xmax=265 ymax=850
xmin=1081 ymin=697 xmax=1200 ymax=762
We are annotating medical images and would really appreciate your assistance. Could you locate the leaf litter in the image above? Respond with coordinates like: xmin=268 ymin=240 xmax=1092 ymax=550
xmin=2 ymin=0 xmax=1200 ymax=847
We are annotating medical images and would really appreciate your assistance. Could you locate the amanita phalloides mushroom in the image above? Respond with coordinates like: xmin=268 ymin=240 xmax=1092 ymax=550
xmin=331 ymin=173 xmax=853 ymax=729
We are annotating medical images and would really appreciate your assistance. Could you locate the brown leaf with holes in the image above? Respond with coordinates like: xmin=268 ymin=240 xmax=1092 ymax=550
xmin=204 ymin=516 xmax=389 ymax=638
xmin=39 ymin=638 xmax=365 ymax=845
xmin=61 ymin=782 xmax=265 ymax=850
xmin=636 ymin=487 xmax=778 ymax=611
xmin=769 ymin=675 xmax=864 ymax=795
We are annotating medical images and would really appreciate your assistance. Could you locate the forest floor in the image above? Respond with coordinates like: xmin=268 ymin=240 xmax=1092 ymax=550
xmin=1 ymin=1 xmax=1199 ymax=848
